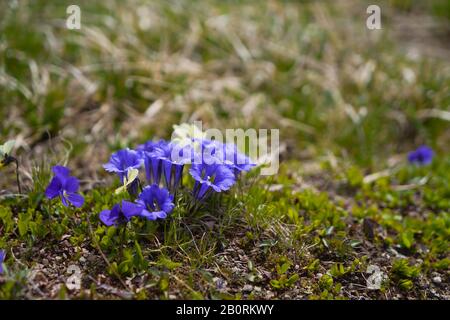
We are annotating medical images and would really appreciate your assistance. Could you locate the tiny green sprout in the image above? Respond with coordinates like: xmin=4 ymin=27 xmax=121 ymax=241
xmin=0 ymin=140 xmax=21 ymax=193
xmin=115 ymin=168 xmax=139 ymax=195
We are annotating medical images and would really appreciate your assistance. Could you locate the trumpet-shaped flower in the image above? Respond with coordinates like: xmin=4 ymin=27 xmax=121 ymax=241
xmin=223 ymin=143 xmax=255 ymax=173
xmin=123 ymin=184 xmax=174 ymax=220
xmin=103 ymin=148 xmax=142 ymax=182
xmin=141 ymin=140 xmax=168 ymax=185
xmin=408 ymin=145 xmax=434 ymax=166
xmin=190 ymin=163 xmax=236 ymax=199
xmin=45 ymin=166 xmax=84 ymax=208
xmin=99 ymin=201 xmax=142 ymax=226
xmin=0 ymin=250 xmax=5 ymax=274
xmin=199 ymin=140 xmax=255 ymax=174
xmin=136 ymin=140 xmax=160 ymax=154
xmin=146 ymin=141 xmax=191 ymax=191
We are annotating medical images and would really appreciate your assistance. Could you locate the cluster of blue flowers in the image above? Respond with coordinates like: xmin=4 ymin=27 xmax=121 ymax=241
xmin=42 ymin=131 xmax=255 ymax=228
xmin=0 ymin=136 xmax=431 ymax=275
xmin=98 ymin=138 xmax=255 ymax=226
xmin=40 ymin=127 xmax=434 ymax=231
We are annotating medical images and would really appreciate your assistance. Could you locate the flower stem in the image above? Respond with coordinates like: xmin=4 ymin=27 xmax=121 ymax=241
xmin=12 ymin=157 xmax=21 ymax=194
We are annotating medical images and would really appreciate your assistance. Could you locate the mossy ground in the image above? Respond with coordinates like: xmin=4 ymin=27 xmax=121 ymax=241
xmin=0 ymin=0 xmax=449 ymax=299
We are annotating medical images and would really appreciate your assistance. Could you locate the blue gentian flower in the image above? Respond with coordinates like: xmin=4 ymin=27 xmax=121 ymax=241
xmin=192 ymin=139 xmax=222 ymax=165
xmin=200 ymin=140 xmax=255 ymax=174
xmin=0 ymin=250 xmax=5 ymax=274
xmin=123 ymin=184 xmax=174 ymax=220
xmin=103 ymin=148 xmax=143 ymax=182
xmin=224 ymin=143 xmax=255 ymax=173
xmin=141 ymin=140 xmax=168 ymax=185
xmin=146 ymin=142 xmax=191 ymax=191
xmin=136 ymin=140 xmax=159 ymax=153
xmin=190 ymin=163 xmax=236 ymax=199
xmin=408 ymin=145 xmax=434 ymax=166
xmin=99 ymin=201 xmax=142 ymax=226
xmin=136 ymin=139 xmax=169 ymax=155
xmin=104 ymin=148 xmax=143 ymax=195
xmin=45 ymin=166 xmax=84 ymax=208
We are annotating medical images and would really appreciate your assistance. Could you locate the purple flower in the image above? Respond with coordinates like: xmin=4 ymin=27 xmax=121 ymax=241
xmin=45 ymin=166 xmax=84 ymax=208
xmin=145 ymin=141 xmax=191 ymax=191
xmin=190 ymin=163 xmax=236 ymax=199
xmin=191 ymin=139 xmax=223 ymax=165
xmin=103 ymin=148 xmax=143 ymax=182
xmin=141 ymin=140 xmax=168 ymax=185
xmin=123 ymin=184 xmax=174 ymax=221
xmin=99 ymin=201 xmax=142 ymax=226
xmin=205 ymin=140 xmax=255 ymax=174
xmin=226 ymin=144 xmax=255 ymax=173
xmin=408 ymin=145 xmax=434 ymax=166
xmin=136 ymin=139 xmax=165 ymax=154
xmin=0 ymin=250 xmax=5 ymax=274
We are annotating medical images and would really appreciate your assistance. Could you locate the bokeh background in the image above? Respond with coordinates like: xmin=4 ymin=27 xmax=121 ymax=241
xmin=0 ymin=0 xmax=449 ymax=188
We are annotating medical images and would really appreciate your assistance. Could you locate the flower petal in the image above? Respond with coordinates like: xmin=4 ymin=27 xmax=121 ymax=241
xmin=67 ymin=193 xmax=84 ymax=208
xmin=139 ymin=209 xmax=158 ymax=220
xmin=61 ymin=195 xmax=69 ymax=207
xmin=0 ymin=250 xmax=4 ymax=274
xmin=45 ymin=177 xmax=62 ymax=199
xmin=64 ymin=176 xmax=80 ymax=193
xmin=103 ymin=162 xmax=121 ymax=173
xmin=154 ymin=210 xmax=167 ymax=219
xmin=99 ymin=204 xmax=124 ymax=226
xmin=121 ymin=200 xmax=143 ymax=220
xmin=158 ymin=193 xmax=174 ymax=214
xmin=99 ymin=209 xmax=115 ymax=226
xmin=198 ymin=183 xmax=211 ymax=199
xmin=52 ymin=165 xmax=71 ymax=177
xmin=189 ymin=164 xmax=203 ymax=182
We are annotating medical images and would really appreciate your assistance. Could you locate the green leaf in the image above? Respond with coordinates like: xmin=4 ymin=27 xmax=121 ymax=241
xmin=158 ymin=256 xmax=181 ymax=270
xmin=400 ymin=231 xmax=414 ymax=249
xmin=159 ymin=277 xmax=169 ymax=291
xmin=278 ymin=262 xmax=291 ymax=275
xmin=287 ymin=274 xmax=299 ymax=286
xmin=115 ymin=168 xmax=139 ymax=194
xmin=134 ymin=241 xmax=147 ymax=269
xmin=18 ymin=210 xmax=32 ymax=237
xmin=398 ymin=279 xmax=414 ymax=291
xmin=319 ymin=274 xmax=334 ymax=290
xmin=270 ymin=279 xmax=281 ymax=289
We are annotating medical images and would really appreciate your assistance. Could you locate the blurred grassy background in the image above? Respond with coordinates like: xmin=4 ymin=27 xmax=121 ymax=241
xmin=0 ymin=0 xmax=449 ymax=300
xmin=0 ymin=0 xmax=449 ymax=185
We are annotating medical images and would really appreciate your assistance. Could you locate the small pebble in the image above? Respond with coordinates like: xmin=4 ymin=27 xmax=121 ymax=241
xmin=432 ymin=276 xmax=442 ymax=284
xmin=242 ymin=284 xmax=253 ymax=292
